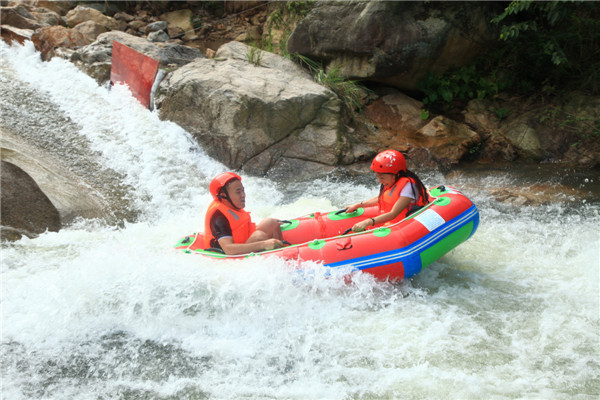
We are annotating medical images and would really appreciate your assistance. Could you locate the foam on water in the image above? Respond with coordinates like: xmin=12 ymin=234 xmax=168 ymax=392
xmin=1 ymin=41 xmax=599 ymax=399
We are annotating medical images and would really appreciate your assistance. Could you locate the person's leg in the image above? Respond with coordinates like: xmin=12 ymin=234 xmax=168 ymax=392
xmin=247 ymin=218 xmax=282 ymax=243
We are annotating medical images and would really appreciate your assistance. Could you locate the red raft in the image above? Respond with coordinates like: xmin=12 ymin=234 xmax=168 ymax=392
xmin=175 ymin=186 xmax=479 ymax=281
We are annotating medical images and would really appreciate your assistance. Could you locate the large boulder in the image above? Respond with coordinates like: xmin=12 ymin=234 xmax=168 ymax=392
xmin=70 ymin=31 xmax=205 ymax=84
xmin=287 ymin=1 xmax=499 ymax=91
xmin=1 ymin=160 xmax=60 ymax=241
xmin=155 ymin=41 xmax=348 ymax=176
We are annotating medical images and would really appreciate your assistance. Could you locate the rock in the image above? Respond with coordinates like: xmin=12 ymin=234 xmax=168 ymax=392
xmin=409 ymin=116 xmax=481 ymax=169
xmin=1 ymin=25 xmax=33 ymax=45
xmin=499 ymin=116 xmax=544 ymax=160
xmin=463 ymin=99 xmax=519 ymax=162
xmin=145 ymin=21 xmax=168 ymax=34
xmin=113 ymin=11 xmax=135 ymax=22
xmin=489 ymin=183 xmax=593 ymax=206
xmin=36 ymin=1 xmax=77 ymax=16
xmin=156 ymin=43 xmax=205 ymax=66
xmin=1 ymin=160 xmax=61 ymax=240
xmin=31 ymin=7 xmax=63 ymax=27
xmin=71 ymin=20 xmax=108 ymax=44
xmin=148 ymin=30 xmax=169 ymax=42
xmin=70 ymin=31 xmax=204 ymax=84
xmin=155 ymin=41 xmax=345 ymax=175
xmin=167 ymin=26 xmax=185 ymax=39
xmin=0 ymin=4 xmax=43 ymax=30
xmin=287 ymin=1 xmax=498 ymax=91
xmin=127 ymin=20 xmax=147 ymax=33
xmin=363 ymin=92 xmax=428 ymax=137
xmin=159 ymin=9 xmax=195 ymax=41
xmin=65 ymin=5 xmax=119 ymax=30
xmin=1 ymin=128 xmax=109 ymax=228
xmin=31 ymin=25 xmax=88 ymax=61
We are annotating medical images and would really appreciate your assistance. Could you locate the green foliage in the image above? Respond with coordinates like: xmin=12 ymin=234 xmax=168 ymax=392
xmin=261 ymin=1 xmax=314 ymax=57
xmin=418 ymin=1 xmax=599 ymax=115
xmin=288 ymin=53 xmax=368 ymax=116
xmin=495 ymin=107 xmax=510 ymax=121
xmin=418 ymin=62 xmax=511 ymax=112
xmin=491 ymin=0 xmax=600 ymax=93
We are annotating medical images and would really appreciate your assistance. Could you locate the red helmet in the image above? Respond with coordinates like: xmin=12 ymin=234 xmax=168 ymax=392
xmin=209 ymin=172 xmax=241 ymax=199
xmin=370 ymin=149 xmax=406 ymax=174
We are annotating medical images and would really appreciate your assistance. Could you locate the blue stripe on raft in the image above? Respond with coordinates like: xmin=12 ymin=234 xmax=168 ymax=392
xmin=324 ymin=205 xmax=479 ymax=275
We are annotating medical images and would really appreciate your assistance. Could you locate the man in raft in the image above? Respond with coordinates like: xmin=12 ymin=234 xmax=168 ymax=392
xmin=204 ymin=172 xmax=284 ymax=255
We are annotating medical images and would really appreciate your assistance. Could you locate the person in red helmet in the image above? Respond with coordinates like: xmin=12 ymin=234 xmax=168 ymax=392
xmin=346 ymin=149 xmax=430 ymax=232
xmin=204 ymin=172 xmax=284 ymax=255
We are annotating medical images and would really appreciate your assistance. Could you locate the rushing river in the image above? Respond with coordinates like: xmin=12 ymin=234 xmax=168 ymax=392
xmin=1 ymin=42 xmax=599 ymax=400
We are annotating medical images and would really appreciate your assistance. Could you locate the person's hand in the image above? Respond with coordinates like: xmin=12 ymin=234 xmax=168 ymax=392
xmin=263 ymin=239 xmax=284 ymax=251
xmin=345 ymin=203 xmax=361 ymax=213
xmin=352 ymin=219 xmax=372 ymax=232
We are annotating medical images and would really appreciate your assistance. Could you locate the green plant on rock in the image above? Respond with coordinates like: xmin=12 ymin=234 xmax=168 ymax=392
xmin=288 ymin=53 xmax=369 ymax=117
xmin=246 ymin=46 xmax=263 ymax=67
xmin=261 ymin=1 xmax=315 ymax=57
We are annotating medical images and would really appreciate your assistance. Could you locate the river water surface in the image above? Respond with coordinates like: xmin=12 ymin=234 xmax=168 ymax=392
xmin=1 ymin=42 xmax=599 ymax=400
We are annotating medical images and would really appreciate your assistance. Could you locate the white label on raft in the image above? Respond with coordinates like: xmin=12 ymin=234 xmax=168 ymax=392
xmin=415 ymin=209 xmax=446 ymax=232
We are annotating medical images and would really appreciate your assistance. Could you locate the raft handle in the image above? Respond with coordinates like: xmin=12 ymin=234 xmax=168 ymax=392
xmin=334 ymin=208 xmax=349 ymax=215
xmin=341 ymin=228 xmax=353 ymax=235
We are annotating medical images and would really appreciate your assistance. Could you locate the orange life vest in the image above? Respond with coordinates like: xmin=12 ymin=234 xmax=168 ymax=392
xmin=378 ymin=177 xmax=429 ymax=225
xmin=203 ymin=200 xmax=256 ymax=248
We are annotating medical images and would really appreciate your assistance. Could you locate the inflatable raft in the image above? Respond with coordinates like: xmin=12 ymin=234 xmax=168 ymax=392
xmin=174 ymin=185 xmax=479 ymax=281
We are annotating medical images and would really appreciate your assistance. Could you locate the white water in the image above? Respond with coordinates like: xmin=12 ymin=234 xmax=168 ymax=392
xmin=1 ymin=42 xmax=599 ymax=400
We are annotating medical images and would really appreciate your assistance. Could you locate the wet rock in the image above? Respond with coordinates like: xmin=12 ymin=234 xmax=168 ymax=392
xmin=1 ymin=128 xmax=110 ymax=228
xmin=1 ymin=160 xmax=61 ymax=240
xmin=1 ymin=25 xmax=33 ymax=45
xmin=489 ymin=184 xmax=593 ymax=206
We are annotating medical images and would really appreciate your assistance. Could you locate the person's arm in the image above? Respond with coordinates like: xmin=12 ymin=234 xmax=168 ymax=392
xmin=218 ymin=236 xmax=283 ymax=255
xmin=345 ymin=196 xmax=379 ymax=213
xmin=352 ymin=196 xmax=412 ymax=232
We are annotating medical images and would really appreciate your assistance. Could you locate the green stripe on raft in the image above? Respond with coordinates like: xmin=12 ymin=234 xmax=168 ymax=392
xmin=420 ymin=222 xmax=474 ymax=269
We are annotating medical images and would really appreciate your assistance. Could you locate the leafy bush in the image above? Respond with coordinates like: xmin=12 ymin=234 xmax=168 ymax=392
xmin=418 ymin=1 xmax=599 ymax=113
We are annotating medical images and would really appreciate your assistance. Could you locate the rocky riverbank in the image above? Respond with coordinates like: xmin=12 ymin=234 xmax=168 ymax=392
xmin=1 ymin=0 xmax=598 ymax=239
